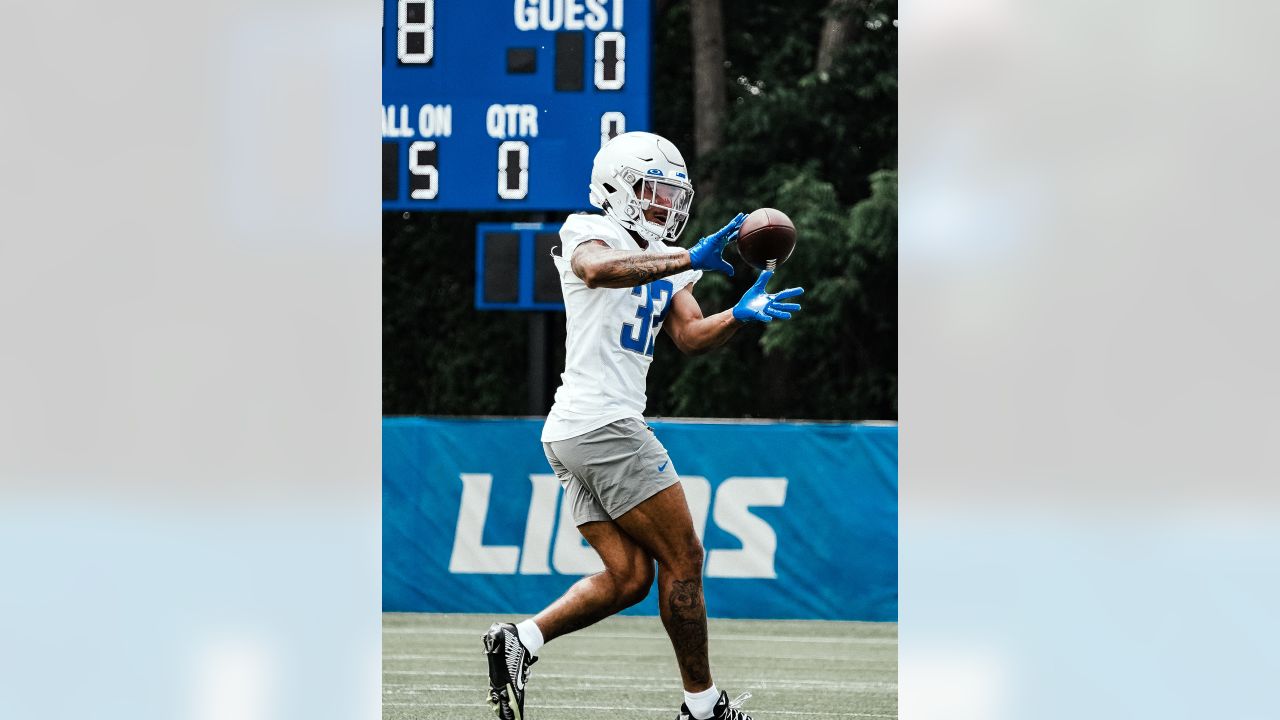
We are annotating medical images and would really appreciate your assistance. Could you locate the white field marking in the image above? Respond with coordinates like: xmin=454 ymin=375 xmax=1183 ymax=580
xmin=384 ymin=671 xmax=896 ymax=683
xmin=385 ymin=652 xmax=892 ymax=664
xmin=385 ymin=680 xmax=897 ymax=694
xmin=383 ymin=627 xmax=896 ymax=645
xmin=384 ymin=613 xmax=895 ymax=629
xmin=381 ymin=701 xmax=895 ymax=718
xmin=384 ymin=666 xmax=896 ymax=681
xmin=385 ymin=680 xmax=897 ymax=690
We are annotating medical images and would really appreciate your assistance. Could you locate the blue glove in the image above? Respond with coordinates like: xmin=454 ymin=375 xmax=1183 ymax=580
xmin=687 ymin=212 xmax=748 ymax=276
xmin=733 ymin=270 xmax=805 ymax=323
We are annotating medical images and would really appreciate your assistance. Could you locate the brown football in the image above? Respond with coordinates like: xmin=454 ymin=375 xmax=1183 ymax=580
xmin=735 ymin=208 xmax=796 ymax=271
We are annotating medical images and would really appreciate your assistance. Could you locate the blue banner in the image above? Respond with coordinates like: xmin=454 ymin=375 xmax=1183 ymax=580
xmin=384 ymin=417 xmax=897 ymax=621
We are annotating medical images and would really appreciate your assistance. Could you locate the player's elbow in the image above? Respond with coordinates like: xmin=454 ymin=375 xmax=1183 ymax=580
xmin=577 ymin=264 xmax=604 ymax=289
xmin=672 ymin=331 xmax=705 ymax=356
xmin=570 ymin=256 xmax=599 ymax=288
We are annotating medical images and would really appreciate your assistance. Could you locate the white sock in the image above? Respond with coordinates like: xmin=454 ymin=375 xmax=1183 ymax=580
xmin=684 ymin=685 xmax=720 ymax=719
xmin=515 ymin=619 xmax=545 ymax=656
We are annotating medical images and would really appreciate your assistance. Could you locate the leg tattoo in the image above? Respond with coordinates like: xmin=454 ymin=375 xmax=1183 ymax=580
xmin=664 ymin=576 xmax=711 ymax=688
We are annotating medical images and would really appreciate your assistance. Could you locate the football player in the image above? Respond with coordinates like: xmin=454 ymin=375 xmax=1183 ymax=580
xmin=485 ymin=132 xmax=802 ymax=720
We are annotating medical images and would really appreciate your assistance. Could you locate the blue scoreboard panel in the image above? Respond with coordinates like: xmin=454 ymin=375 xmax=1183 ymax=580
xmin=382 ymin=0 xmax=652 ymax=211
xmin=475 ymin=223 xmax=566 ymax=311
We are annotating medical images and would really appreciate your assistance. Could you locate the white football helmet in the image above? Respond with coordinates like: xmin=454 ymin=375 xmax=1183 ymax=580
xmin=588 ymin=131 xmax=694 ymax=244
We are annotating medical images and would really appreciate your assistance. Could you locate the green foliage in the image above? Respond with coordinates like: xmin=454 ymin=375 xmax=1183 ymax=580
xmin=383 ymin=212 xmax=533 ymax=415
xmin=756 ymin=169 xmax=898 ymax=418
xmin=712 ymin=0 xmax=897 ymax=205
xmin=649 ymin=0 xmax=898 ymax=419
xmin=648 ymin=167 xmax=898 ymax=420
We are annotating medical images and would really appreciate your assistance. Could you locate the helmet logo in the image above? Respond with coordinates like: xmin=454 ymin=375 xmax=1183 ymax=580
xmin=646 ymin=168 xmax=664 ymax=176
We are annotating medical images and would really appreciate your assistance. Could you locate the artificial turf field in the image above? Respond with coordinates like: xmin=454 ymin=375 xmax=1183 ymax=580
xmin=384 ymin=612 xmax=897 ymax=719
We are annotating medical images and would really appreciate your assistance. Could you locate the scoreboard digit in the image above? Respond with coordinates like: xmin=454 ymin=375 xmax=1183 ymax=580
xmin=382 ymin=0 xmax=652 ymax=212
xmin=397 ymin=0 xmax=434 ymax=64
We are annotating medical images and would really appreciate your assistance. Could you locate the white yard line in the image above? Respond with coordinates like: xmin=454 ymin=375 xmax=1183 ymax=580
xmin=385 ymin=670 xmax=895 ymax=683
xmin=382 ymin=701 xmax=895 ymax=718
xmin=386 ymin=652 xmax=892 ymax=664
xmin=385 ymin=680 xmax=896 ymax=693
xmin=384 ymin=627 xmax=895 ymax=645
xmin=383 ymin=670 xmax=895 ymax=689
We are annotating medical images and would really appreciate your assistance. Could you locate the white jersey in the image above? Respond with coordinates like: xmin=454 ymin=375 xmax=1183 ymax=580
xmin=541 ymin=213 xmax=702 ymax=442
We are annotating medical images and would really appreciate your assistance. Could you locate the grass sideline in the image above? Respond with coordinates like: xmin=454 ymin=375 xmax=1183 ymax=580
xmin=384 ymin=612 xmax=897 ymax=719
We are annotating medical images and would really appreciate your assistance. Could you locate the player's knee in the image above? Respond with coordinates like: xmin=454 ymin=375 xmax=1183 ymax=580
xmin=672 ymin=538 xmax=704 ymax=576
xmin=617 ymin=567 xmax=654 ymax=608
xmin=606 ymin=563 xmax=653 ymax=608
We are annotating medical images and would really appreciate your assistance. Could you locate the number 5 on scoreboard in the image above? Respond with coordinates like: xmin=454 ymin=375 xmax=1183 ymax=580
xmin=408 ymin=141 xmax=438 ymax=200
xmin=498 ymin=141 xmax=529 ymax=200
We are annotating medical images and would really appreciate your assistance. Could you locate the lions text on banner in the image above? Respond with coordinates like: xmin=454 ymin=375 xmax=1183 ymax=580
xmin=383 ymin=418 xmax=897 ymax=621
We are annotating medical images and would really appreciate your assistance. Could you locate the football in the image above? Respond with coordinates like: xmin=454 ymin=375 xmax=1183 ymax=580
xmin=735 ymin=208 xmax=796 ymax=271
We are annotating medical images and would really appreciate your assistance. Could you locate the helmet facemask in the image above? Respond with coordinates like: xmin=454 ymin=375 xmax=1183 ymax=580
xmin=617 ymin=173 xmax=693 ymax=244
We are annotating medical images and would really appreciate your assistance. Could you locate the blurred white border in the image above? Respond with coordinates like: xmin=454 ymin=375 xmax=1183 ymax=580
xmin=0 ymin=1 xmax=379 ymax=718
xmin=903 ymin=0 xmax=1280 ymax=716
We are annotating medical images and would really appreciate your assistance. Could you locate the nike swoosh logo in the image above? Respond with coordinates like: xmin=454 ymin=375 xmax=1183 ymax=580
xmin=658 ymin=461 xmax=669 ymax=472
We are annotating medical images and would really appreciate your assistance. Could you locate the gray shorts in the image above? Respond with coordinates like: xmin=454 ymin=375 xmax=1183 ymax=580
xmin=543 ymin=417 xmax=680 ymax=526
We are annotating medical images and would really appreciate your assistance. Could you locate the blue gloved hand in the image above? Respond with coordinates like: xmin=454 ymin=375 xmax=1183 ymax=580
xmin=687 ymin=212 xmax=748 ymax=275
xmin=733 ymin=270 xmax=805 ymax=323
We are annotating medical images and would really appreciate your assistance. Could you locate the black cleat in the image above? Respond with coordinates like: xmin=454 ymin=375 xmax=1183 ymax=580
xmin=483 ymin=622 xmax=537 ymax=720
xmin=676 ymin=691 xmax=754 ymax=720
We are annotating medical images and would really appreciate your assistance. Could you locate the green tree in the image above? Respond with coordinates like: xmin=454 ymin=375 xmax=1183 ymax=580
xmin=758 ymin=170 xmax=897 ymax=418
xmin=383 ymin=212 xmax=535 ymax=415
xmin=649 ymin=0 xmax=898 ymax=419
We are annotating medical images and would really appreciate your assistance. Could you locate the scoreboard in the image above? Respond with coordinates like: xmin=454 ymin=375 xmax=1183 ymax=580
xmin=382 ymin=0 xmax=652 ymax=211
xmin=475 ymin=223 xmax=566 ymax=311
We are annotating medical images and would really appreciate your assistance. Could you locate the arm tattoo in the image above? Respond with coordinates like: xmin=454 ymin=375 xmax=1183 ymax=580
xmin=572 ymin=241 xmax=691 ymax=288
xmin=606 ymin=252 xmax=690 ymax=286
